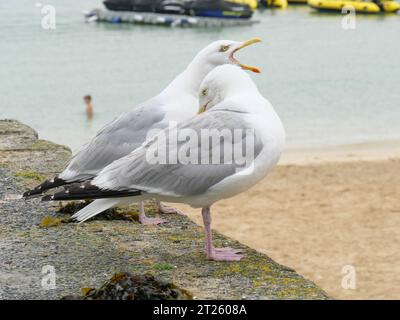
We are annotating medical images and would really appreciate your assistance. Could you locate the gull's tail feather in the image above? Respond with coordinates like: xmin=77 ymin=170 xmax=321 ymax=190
xmin=23 ymin=176 xmax=68 ymax=198
xmin=41 ymin=181 xmax=142 ymax=202
xmin=72 ymin=198 xmax=121 ymax=223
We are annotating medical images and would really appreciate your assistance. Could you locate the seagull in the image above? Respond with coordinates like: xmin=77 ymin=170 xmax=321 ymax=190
xmin=42 ymin=65 xmax=285 ymax=261
xmin=23 ymin=38 xmax=262 ymax=225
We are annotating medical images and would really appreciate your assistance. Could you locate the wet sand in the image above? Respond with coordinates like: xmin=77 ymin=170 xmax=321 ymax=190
xmin=172 ymin=141 xmax=400 ymax=299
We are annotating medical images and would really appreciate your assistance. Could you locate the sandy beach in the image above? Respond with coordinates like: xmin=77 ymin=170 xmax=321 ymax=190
xmin=172 ymin=141 xmax=400 ymax=299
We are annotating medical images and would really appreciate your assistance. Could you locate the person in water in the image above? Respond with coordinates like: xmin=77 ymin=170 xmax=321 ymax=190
xmin=83 ymin=95 xmax=93 ymax=119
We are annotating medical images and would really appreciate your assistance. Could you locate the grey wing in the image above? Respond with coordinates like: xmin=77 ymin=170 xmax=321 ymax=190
xmin=59 ymin=98 xmax=167 ymax=182
xmin=94 ymin=110 xmax=264 ymax=197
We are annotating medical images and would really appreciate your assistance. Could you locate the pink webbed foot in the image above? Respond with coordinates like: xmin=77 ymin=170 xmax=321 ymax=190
xmin=138 ymin=214 xmax=167 ymax=225
xmin=157 ymin=202 xmax=185 ymax=215
xmin=206 ymin=247 xmax=245 ymax=261
xmin=201 ymin=206 xmax=245 ymax=261
xmin=213 ymin=247 xmax=244 ymax=254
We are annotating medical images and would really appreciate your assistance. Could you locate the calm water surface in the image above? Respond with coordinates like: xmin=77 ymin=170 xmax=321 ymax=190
xmin=1 ymin=1 xmax=399 ymax=151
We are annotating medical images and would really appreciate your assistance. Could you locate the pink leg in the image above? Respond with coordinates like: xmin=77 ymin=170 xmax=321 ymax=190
xmin=139 ymin=201 xmax=167 ymax=225
xmin=201 ymin=207 xmax=245 ymax=261
xmin=157 ymin=201 xmax=185 ymax=215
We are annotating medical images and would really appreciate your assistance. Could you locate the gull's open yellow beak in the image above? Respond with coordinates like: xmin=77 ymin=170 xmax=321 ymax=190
xmin=231 ymin=37 xmax=262 ymax=74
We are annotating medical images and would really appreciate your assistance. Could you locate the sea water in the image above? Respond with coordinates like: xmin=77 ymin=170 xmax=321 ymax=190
xmin=1 ymin=0 xmax=399 ymax=151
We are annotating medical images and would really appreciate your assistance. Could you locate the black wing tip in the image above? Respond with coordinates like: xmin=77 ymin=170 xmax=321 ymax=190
xmin=41 ymin=195 xmax=53 ymax=202
xmin=23 ymin=176 xmax=68 ymax=198
xmin=23 ymin=188 xmax=45 ymax=198
xmin=41 ymin=182 xmax=142 ymax=202
xmin=41 ymin=189 xmax=71 ymax=202
xmin=23 ymin=190 xmax=36 ymax=197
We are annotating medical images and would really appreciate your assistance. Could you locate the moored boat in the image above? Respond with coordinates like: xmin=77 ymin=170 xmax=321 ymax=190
xmin=104 ymin=0 xmax=157 ymax=11
xmin=104 ymin=0 xmax=254 ymax=19
xmin=307 ymin=0 xmax=400 ymax=13
xmin=154 ymin=0 xmax=186 ymax=14
xmin=185 ymin=0 xmax=253 ymax=19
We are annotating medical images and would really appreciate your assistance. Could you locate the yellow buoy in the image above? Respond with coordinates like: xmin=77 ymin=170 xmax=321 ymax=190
xmin=307 ymin=0 xmax=400 ymax=13
xmin=263 ymin=0 xmax=289 ymax=8
xmin=381 ymin=0 xmax=400 ymax=11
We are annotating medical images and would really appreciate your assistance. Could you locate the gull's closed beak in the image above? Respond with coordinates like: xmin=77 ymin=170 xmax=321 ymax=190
xmin=231 ymin=37 xmax=262 ymax=74
xmin=197 ymin=102 xmax=209 ymax=115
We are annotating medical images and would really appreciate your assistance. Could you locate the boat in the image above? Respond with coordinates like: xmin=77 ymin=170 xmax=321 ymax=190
xmin=104 ymin=0 xmax=254 ymax=18
xmin=228 ymin=0 xmax=258 ymax=10
xmin=154 ymin=0 xmax=186 ymax=14
xmin=307 ymin=0 xmax=400 ymax=13
xmin=104 ymin=0 xmax=158 ymax=12
xmin=260 ymin=0 xmax=289 ymax=8
xmin=104 ymin=0 xmax=186 ymax=14
xmin=185 ymin=0 xmax=253 ymax=19
xmin=85 ymin=8 xmax=259 ymax=26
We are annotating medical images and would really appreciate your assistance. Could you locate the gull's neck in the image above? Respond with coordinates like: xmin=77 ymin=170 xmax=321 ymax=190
xmin=160 ymin=57 xmax=214 ymax=100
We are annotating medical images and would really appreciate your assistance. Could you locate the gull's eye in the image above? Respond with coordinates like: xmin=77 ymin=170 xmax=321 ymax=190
xmin=219 ymin=45 xmax=230 ymax=52
xmin=201 ymin=88 xmax=208 ymax=96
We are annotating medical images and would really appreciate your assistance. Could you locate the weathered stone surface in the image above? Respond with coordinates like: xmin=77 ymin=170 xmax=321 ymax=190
xmin=0 ymin=120 xmax=70 ymax=177
xmin=0 ymin=119 xmax=330 ymax=300
xmin=0 ymin=119 xmax=38 ymax=150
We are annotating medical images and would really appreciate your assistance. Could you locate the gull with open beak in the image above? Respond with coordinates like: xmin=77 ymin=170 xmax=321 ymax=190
xmin=229 ymin=38 xmax=262 ymax=74
xmin=42 ymin=65 xmax=285 ymax=261
xmin=23 ymin=38 xmax=262 ymax=225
